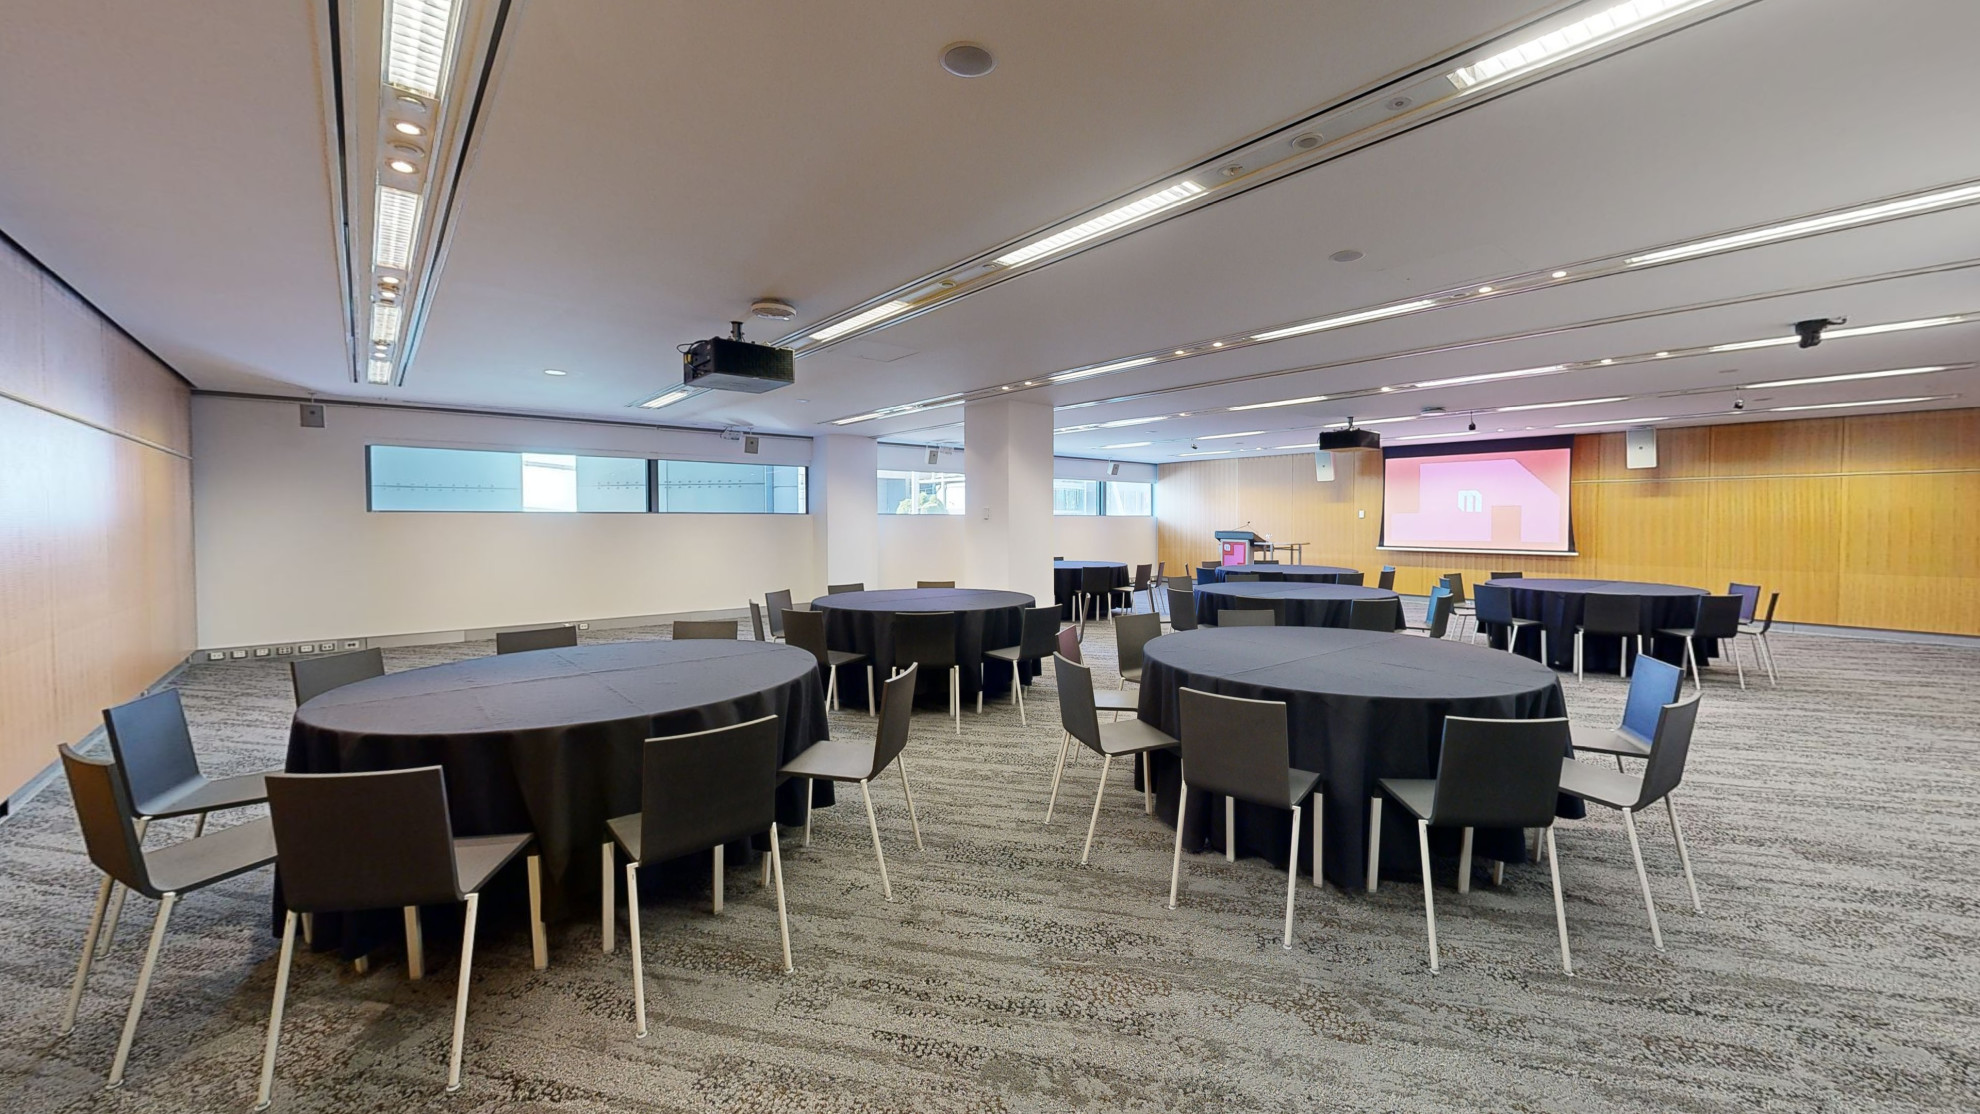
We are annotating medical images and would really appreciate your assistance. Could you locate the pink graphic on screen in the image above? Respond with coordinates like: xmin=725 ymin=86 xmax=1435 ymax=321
xmin=1383 ymin=447 xmax=1572 ymax=552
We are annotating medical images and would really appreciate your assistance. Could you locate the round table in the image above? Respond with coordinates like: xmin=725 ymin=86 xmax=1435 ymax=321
xmin=1481 ymin=578 xmax=1710 ymax=673
xmin=286 ymin=638 xmax=830 ymax=938
xmin=1194 ymin=581 xmax=1402 ymax=629
xmin=1201 ymin=563 xmax=1364 ymax=585
xmin=810 ymin=587 xmax=1037 ymax=709
xmin=1137 ymin=626 xmax=1572 ymax=889
xmin=1052 ymin=560 xmax=1128 ymax=620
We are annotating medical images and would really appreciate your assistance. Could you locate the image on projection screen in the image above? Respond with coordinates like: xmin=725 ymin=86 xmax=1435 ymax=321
xmin=1382 ymin=445 xmax=1574 ymax=553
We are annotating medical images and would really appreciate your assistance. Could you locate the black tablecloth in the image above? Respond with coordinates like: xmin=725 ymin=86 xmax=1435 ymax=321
xmin=1137 ymin=627 xmax=1573 ymax=889
xmin=1481 ymin=578 xmax=1713 ymax=672
xmin=1203 ymin=563 xmax=1363 ymax=584
xmin=811 ymin=588 xmax=1037 ymax=708
xmin=1052 ymin=561 xmax=1128 ymax=620
xmin=1195 ymin=582 xmax=1403 ymax=630
xmin=285 ymin=639 xmax=830 ymax=942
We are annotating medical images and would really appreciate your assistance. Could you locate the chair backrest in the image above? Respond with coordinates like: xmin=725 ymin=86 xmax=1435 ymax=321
xmin=1131 ymin=564 xmax=1152 ymax=591
xmin=765 ymin=590 xmax=794 ymax=637
xmin=1079 ymin=566 xmax=1114 ymax=595
xmin=1378 ymin=566 xmax=1397 ymax=590
xmin=893 ymin=611 xmax=958 ymax=669
xmin=1490 ymin=570 xmax=1524 ymax=580
xmin=1635 ymin=693 xmax=1702 ymax=807
xmin=1580 ymin=593 xmax=1642 ymax=636
xmin=1176 ymin=688 xmax=1292 ymax=808
xmin=1424 ymin=587 xmax=1453 ymax=639
xmin=1472 ymin=581 xmax=1515 ymax=627
xmin=1348 ymin=597 xmax=1401 ymax=632
xmin=101 ymin=689 xmax=201 ymax=818
xmin=1689 ymin=594 xmax=1744 ymax=640
xmin=266 ymin=766 xmax=462 ymax=912
xmin=1754 ymin=591 xmax=1779 ymax=632
xmin=496 ymin=625 xmax=577 ymax=655
xmin=1117 ymin=612 xmax=1162 ymax=674
xmin=1441 ymin=573 xmax=1468 ymax=604
xmin=1224 ymin=572 xmax=1261 ymax=583
xmin=59 ymin=745 xmax=155 ymax=896
xmin=917 ymin=580 xmax=956 ymax=589
xmin=637 ymin=716 xmax=781 ymax=864
xmin=1727 ymin=582 xmax=1761 ymax=622
xmin=291 ymin=648 xmax=385 ymax=707
xmin=1016 ymin=605 xmax=1062 ymax=659
xmin=1427 ymin=717 xmax=1571 ymax=828
xmin=1055 ymin=624 xmax=1082 ymax=664
xmin=1618 ymin=656 xmax=1683 ymax=742
xmin=1218 ymin=608 xmax=1276 ymax=627
xmin=781 ymin=608 xmax=832 ymax=670
xmin=672 ymin=619 xmax=738 ymax=640
xmin=1053 ymin=654 xmax=1104 ymax=754
xmin=870 ymin=665 xmax=917 ymax=776
xmin=1334 ymin=571 xmax=1364 ymax=587
xmin=827 ymin=583 xmax=865 ymax=595
xmin=1166 ymin=585 xmax=1199 ymax=631
xmin=750 ymin=599 xmax=769 ymax=641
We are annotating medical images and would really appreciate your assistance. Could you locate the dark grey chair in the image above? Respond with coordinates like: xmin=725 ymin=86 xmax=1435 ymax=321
xmin=1048 ymin=655 xmax=1177 ymax=861
xmin=1738 ymin=591 xmax=1781 ymax=685
xmin=779 ymin=666 xmax=922 ymax=901
xmin=1149 ymin=562 xmax=1168 ymax=617
xmin=1347 ymin=597 xmax=1401 ymax=632
xmin=602 ymin=716 xmax=791 ymax=1038
xmin=1567 ymin=656 xmax=1682 ymax=771
xmin=496 ymin=625 xmax=577 ymax=655
xmin=1076 ymin=565 xmax=1116 ymax=630
xmin=1116 ymin=611 xmax=1161 ymax=689
xmin=1558 ymin=694 xmax=1704 ymax=951
xmin=749 ymin=599 xmax=770 ymax=641
xmin=1574 ymin=593 xmax=1642 ymax=682
xmin=1727 ymin=581 xmax=1760 ymax=622
xmin=827 ymin=582 xmax=865 ymax=595
xmin=1111 ymin=564 xmax=1153 ymax=615
xmin=1370 ymin=716 xmax=1574 ymax=975
xmin=1473 ymin=582 xmax=1545 ymax=659
xmin=983 ymin=605 xmax=1060 ymax=722
xmin=1377 ymin=566 xmax=1397 ymax=590
xmin=290 ymin=648 xmax=384 ymax=706
xmin=1441 ymin=574 xmax=1476 ymax=638
xmin=1218 ymin=608 xmax=1276 ymax=627
xmin=1406 ymin=587 xmax=1454 ymax=639
xmin=1169 ymin=689 xmax=1324 ymax=949
xmin=256 ymin=766 xmax=542 ymax=1102
xmin=783 ymin=608 xmax=873 ymax=716
xmin=1335 ymin=571 xmax=1365 ymax=587
xmin=1657 ymin=594 xmax=1746 ymax=689
xmin=58 ymin=745 xmax=276 ymax=1090
xmin=893 ymin=611 xmax=961 ymax=734
xmin=1224 ymin=572 xmax=1262 ymax=583
xmin=917 ymin=579 xmax=957 ymax=589
xmin=1166 ymin=584 xmax=1199 ymax=631
xmin=672 ymin=619 xmax=738 ymax=640
xmin=764 ymin=589 xmax=796 ymax=640
xmin=1056 ymin=623 xmax=1134 ymax=717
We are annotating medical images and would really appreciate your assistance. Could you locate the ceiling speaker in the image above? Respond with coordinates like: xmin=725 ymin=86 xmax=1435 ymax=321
xmin=1108 ymin=462 xmax=1121 ymax=476
xmin=926 ymin=446 xmax=940 ymax=466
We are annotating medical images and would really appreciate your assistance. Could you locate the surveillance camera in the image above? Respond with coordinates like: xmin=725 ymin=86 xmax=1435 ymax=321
xmin=1794 ymin=316 xmax=1846 ymax=348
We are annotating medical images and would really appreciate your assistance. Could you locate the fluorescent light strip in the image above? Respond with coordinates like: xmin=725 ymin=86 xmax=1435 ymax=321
xmin=1706 ymin=336 xmax=1797 ymax=354
xmin=1497 ymin=395 xmax=1629 ymax=412
xmin=1197 ymin=430 xmax=1265 ymax=441
xmin=1447 ymin=0 xmax=1701 ymax=90
xmin=366 ymin=358 xmax=393 ymax=385
xmin=374 ymin=186 xmax=421 ymax=270
xmin=385 ymin=0 xmax=454 ymax=98
xmin=1557 ymin=415 xmax=1672 ymax=428
xmin=1413 ymin=364 xmax=1565 ymax=389
xmin=1745 ymin=365 xmax=1954 ymax=389
xmin=1767 ymin=395 xmax=1949 ymax=412
xmin=370 ymin=304 xmax=403 ymax=344
xmin=1178 ymin=450 xmax=1232 ymax=457
xmin=1230 ymin=394 xmax=1327 ymax=411
xmin=1051 ymin=356 xmax=1158 ymax=383
xmin=1251 ymin=299 xmax=1438 ymax=342
xmin=1323 ymin=416 xmax=1417 ymax=428
xmin=1628 ymin=183 xmax=1980 ymax=267
xmin=1829 ymin=315 xmax=1968 ymax=340
xmin=1099 ymin=415 xmax=1169 ymax=428
xmin=1392 ymin=430 xmax=1478 ymax=441
xmin=811 ymin=300 xmax=914 ymax=342
xmin=1102 ymin=441 xmax=1152 ymax=449
xmin=996 ymin=182 xmax=1206 ymax=268
xmin=638 ymin=387 xmax=698 ymax=410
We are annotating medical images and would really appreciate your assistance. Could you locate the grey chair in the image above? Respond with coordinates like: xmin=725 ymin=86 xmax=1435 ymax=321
xmin=917 ymin=580 xmax=956 ymax=589
xmin=1574 ymin=593 xmax=1642 ymax=682
xmin=1169 ymin=689 xmax=1324 ymax=949
xmin=1474 ymin=582 xmax=1545 ymax=659
xmin=1149 ymin=562 xmax=1168 ymax=617
xmin=1347 ymin=597 xmax=1401 ymax=632
xmin=1111 ymin=564 xmax=1153 ymax=615
xmin=1377 ymin=566 xmax=1397 ymax=590
xmin=1738 ymin=591 xmax=1781 ymax=685
xmin=1558 ymin=693 xmax=1704 ymax=951
xmin=1566 ymin=656 xmax=1682 ymax=771
xmin=255 ymin=766 xmax=543 ymax=1103
xmin=764 ymin=589 xmax=796 ymax=640
xmin=1335 ymin=571 xmax=1365 ymax=587
xmin=1076 ymin=565 xmax=1116 ymax=630
xmin=827 ymin=582 xmax=865 ymax=595
xmin=1727 ymin=581 xmax=1760 ymax=622
xmin=1218 ymin=608 xmax=1276 ymax=627
xmin=1657 ymin=595 xmax=1747 ymax=690
xmin=1057 ymin=623 xmax=1135 ymax=717
xmin=1166 ymin=584 xmax=1199 ymax=631
xmin=1440 ymin=574 xmax=1476 ymax=638
xmin=783 ymin=608 xmax=874 ymax=716
xmin=893 ymin=611 xmax=962 ymax=734
xmin=1370 ymin=716 xmax=1574 ymax=975
xmin=1048 ymin=656 xmax=1178 ymax=859
xmin=672 ymin=619 xmax=738 ymax=640
xmin=602 ymin=717 xmax=792 ymax=1038
xmin=496 ymin=625 xmax=577 ymax=654
xmin=750 ymin=599 xmax=771 ymax=641
xmin=1406 ymin=587 xmax=1455 ymax=639
xmin=778 ymin=666 xmax=923 ymax=901
xmin=57 ymin=745 xmax=277 ymax=1090
xmin=1116 ymin=611 xmax=1162 ymax=689
xmin=983 ymin=605 xmax=1060 ymax=722
xmin=290 ymin=648 xmax=384 ymax=706
xmin=1224 ymin=572 xmax=1262 ymax=583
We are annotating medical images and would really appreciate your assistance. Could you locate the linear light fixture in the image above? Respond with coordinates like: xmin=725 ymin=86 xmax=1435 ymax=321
xmin=1767 ymin=395 xmax=1951 ymax=412
xmin=1178 ymin=450 xmax=1233 ymax=457
xmin=1051 ymin=356 xmax=1158 ymax=383
xmin=1413 ymin=364 xmax=1565 ymax=389
xmin=1497 ymin=395 xmax=1630 ymax=412
xmin=1745 ymin=365 xmax=1957 ymax=389
xmin=1251 ymin=299 xmax=1438 ymax=342
xmin=1099 ymin=415 xmax=1169 ymax=428
xmin=385 ymin=0 xmax=454 ymax=99
xmin=1392 ymin=430 xmax=1478 ymax=441
xmin=1711 ymin=315 xmax=1967 ymax=354
xmin=1556 ymin=415 xmax=1672 ymax=428
xmin=637 ymin=386 xmax=701 ymax=410
xmin=1447 ymin=0 xmax=1709 ymax=92
xmin=1627 ymin=183 xmax=1980 ymax=267
xmin=366 ymin=358 xmax=393 ymax=385
xmin=1198 ymin=430 xmax=1265 ymax=441
xmin=369 ymin=304 xmax=403 ymax=344
xmin=1323 ymin=416 xmax=1419 ymax=428
xmin=1230 ymin=394 xmax=1328 ymax=411
xmin=1102 ymin=441 xmax=1152 ymax=449
xmin=996 ymin=182 xmax=1206 ymax=268
xmin=374 ymin=185 xmax=420 ymax=270
xmin=811 ymin=300 xmax=913 ymax=342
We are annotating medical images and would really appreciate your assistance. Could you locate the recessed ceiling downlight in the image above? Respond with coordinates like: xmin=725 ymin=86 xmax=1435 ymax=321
xmin=940 ymin=43 xmax=995 ymax=78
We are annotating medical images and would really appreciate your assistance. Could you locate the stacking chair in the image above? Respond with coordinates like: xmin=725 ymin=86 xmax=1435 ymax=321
xmin=1076 ymin=565 xmax=1117 ymax=630
xmin=1148 ymin=562 xmax=1168 ymax=617
xmin=783 ymin=608 xmax=874 ymax=716
xmin=1406 ymin=587 xmax=1454 ymax=639
xmin=982 ymin=605 xmax=1060 ymax=722
xmin=1370 ymin=717 xmax=1574 ymax=974
xmin=496 ymin=625 xmax=577 ymax=654
xmin=1574 ymin=593 xmax=1643 ymax=682
xmin=1738 ymin=591 xmax=1781 ymax=685
xmin=672 ymin=619 xmax=738 ymax=640
xmin=602 ymin=717 xmax=792 ymax=1038
xmin=1727 ymin=581 xmax=1760 ymax=622
xmin=1348 ymin=597 xmax=1401 ymax=632
xmin=1224 ymin=572 xmax=1262 ymax=583
xmin=893 ymin=611 xmax=961 ymax=734
xmin=1116 ymin=611 xmax=1161 ymax=690
xmin=779 ymin=667 xmax=922 ymax=901
xmin=1335 ymin=571 xmax=1366 ymax=587
xmin=827 ymin=582 xmax=865 ymax=595
xmin=749 ymin=600 xmax=771 ymax=641
xmin=1112 ymin=564 xmax=1153 ymax=615
xmin=917 ymin=580 xmax=956 ymax=589
xmin=1168 ymin=689 xmax=1324 ymax=949
xmin=1441 ymin=574 xmax=1476 ymax=639
xmin=764 ymin=589 xmax=796 ymax=640
xmin=256 ymin=767 xmax=543 ymax=1102
xmin=1047 ymin=656 xmax=1178 ymax=858
xmin=290 ymin=648 xmax=384 ymax=706
xmin=1491 ymin=570 xmax=1525 ymax=580
xmin=1165 ymin=584 xmax=1199 ymax=631
xmin=1473 ymin=582 xmax=1545 ymax=659
xmin=1656 ymin=595 xmax=1746 ymax=690
xmin=1218 ymin=608 xmax=1276 ymax=627
xmin=1566 ymin=656 xmax=1682 ymax=772
xmin=1377 ymin=566 xmax=1397 ymax=590
xmin=58 ymin=746 xmax=276 ymax=1090
xmin=1057 ymin=624 xmax=1135 ymax=716
xmin=1557 ymin=693 xmax=1704 ymax=951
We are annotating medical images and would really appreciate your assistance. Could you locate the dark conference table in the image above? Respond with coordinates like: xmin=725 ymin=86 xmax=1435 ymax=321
xmin=1137 ymin=626 xmax=1573 ymax=890
xmin=1052 ymin=560 xmax=1128 ymax=620
xmin=1195 ymin=581 xmax=1403 ymax=630
xmin=811 ymin=587 xmax=1037 ymax=708
xmin=1200 ymin=563 xmax=1364 ymax=584
xmin=1481 ymin=577 xmax=1711 ymax=673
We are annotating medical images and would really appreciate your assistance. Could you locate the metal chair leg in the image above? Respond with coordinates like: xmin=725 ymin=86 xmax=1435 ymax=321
xmin=1457 ymin=827 xmax=1473 ymax=894
xmin=866 ymin=666 xmax=876 ymax=717
xmin=60 ymin=875 xmax=115 ymax=1035
xmin=1045 ymin=733 xmax=1073 ymax=824
xmin=768 ymin=823 xmax=793 ymax=974
xmin=253 ymin=911 xmax=300 ymax=1110
xmin=1730 ymin=636 xmax=1747 ymax=689
xmin=404 ymin=907 xmax=425 ymax=980
xmin=712 ymin=845 xmax=724 ymax=915
xmin=1666 ymin=797 xmax=1703 ymax=913
xmin=1168 ymin=779 xmax=1189 ymax=909
xmin=600 ymin=843 xmax=615 ymax=953
xmin=1312 ymin=794 xmax=1324 ymax=888
xmin=625 ymin=865 xmax=646 ymax=1038
xmin=107 ymin=891 xmax=176 ymax=1089
xmin=859 ymin=780 xmax=893 ymax=902
xmin=96 ymin=817 xmax=149 ymax=957
xmin=896 ymin=755 xmax=924 ymax=851
xmin=1417 ymin=821 xmax=1439 ymax=974
xmin=1547 ymin=828 xmax=1572 ymax=976
xmin=803 ymin=778 xmax=814 ymax=847
xmin=1366 ymin=797 xmax=1383 ymax=893
xmin=1225 ymin=797 xmax=1235 ymax=862
xmin=1080 ymin=755 xmax=1113 ymax=864
xmin=527 ymin=854 xmax=547 ymax=970
xmin=445 ymin=892 xmax=480 ymax=1092
xmin=1283 ymin=805 xmax=1301 ymax=950
xmin=1622 ymin=807 xmax=1664 ymax=950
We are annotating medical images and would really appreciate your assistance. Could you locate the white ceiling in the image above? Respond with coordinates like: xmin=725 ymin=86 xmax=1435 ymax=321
xmin=0 ymin=0 xmax=1975 ymax=459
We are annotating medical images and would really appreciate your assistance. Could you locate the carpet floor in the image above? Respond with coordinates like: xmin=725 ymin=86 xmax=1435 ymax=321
xmin=1 ymin=610 xmax=1975 ymax=1113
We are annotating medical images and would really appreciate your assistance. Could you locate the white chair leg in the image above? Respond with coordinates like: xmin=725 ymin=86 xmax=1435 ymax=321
xmin=404 ymin=906 xmax=424 ymax=980
xmin=1015 ymin=673 xmax=1027 ymax=726
xmin=1492 ymin=858 xmax=1505 ymax=886
xmin=1045 ymin=733 xmax=1073 ymax=824
xmin=1685 ymin=639 xmax=1701 ymax=690
xmin=1366 ymin=796 xmax=1383 ymax=893
xmin=1574 ymin=631 xmax=1583 ymax=684
xmin=1312 ymin=794 xmax=1324 ymax=888
xmin=60 ymin=874 xmax=115 ymax=1035
xmin=252 ymin=910 xmax=300 ymax=1110
xmin=600 ymin=844 xmax=616 ymax=953
xmin=1457 ymin=827 xmax=1473 ymax=895
xmin=803 ymin=778 xmax=814 ymax=847
xmin=859 ymin=780 xmax=893 ymax=902
xmin=107 ymin=891 xmax=176 ymax=1089
xmin=1225 ymin=797 xmax=1236 ymax=863
xmin=951 ymin=667 xmax=961 ymax=736
xmin=712 ymin=845 xmax=724 ymax=915
xmin=1416 ymin=821 xmax=1439 ymax=974
xmin=1666 ymin=796 xmax=1703 ymax=913
xmin=1730 ymin=636 xmax=1747 ymax=689
xmin=897 ymin=755 xmax=924 ymax=851
xmin=1283 ymin=805 xmax=1301 ymax=950
xmin=1081 ymin=755 xmax=1113 ymax=865
xmin=1622 ymin=807 xmax=1664 ymax=950
xmin=1761 ymin=633 xmax=1779 ymax=685
xmin=527 ymin=854 xmax=547 ymax=970
xmin=301 ymin=913 xmax=314 ymax=948
xmin=1142 ymin=755 xmax=1154 ymax=815
xmin=826 ymin=668 xmax=839 ymax=712
xmin=866 ymin=666 xmax=876 ymax=717
xmin=625 ymin=864 xmax=647 ymax=1039
xmin=96 ymin=817 xmax=148 ymax=956
xmin=1168 ymin=780 xmax=1189 ymax=909
xmin=1547 ymin=828 xmax=1572 ymax=976
xmin=768 ymin=823 xmax=793 ymax=974
xmin=445 ymin=892 xmax=480 ymax=1092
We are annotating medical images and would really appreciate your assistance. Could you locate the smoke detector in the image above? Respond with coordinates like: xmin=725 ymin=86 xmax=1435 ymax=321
xmin=750 ymin=299 xmax=797 ymax=320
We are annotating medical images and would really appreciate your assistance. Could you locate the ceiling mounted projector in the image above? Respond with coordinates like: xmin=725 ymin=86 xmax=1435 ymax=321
xmin=1318 ymin=428 xmax=1381 ymax=451
xmin=682 ymin=322 xmax=795 ymax=393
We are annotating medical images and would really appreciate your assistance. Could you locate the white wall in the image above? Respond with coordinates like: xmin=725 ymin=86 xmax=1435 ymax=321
xmin=1050 ymin=456 xmax=1158 ymax=570
xmin=192 ymin=396 xmax=820 ymax=647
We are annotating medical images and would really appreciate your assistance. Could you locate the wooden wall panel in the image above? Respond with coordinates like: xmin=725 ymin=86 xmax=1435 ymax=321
xmin=1157 ymin=409 xmax=1980 ymax=635
xmin=0 ymin=237 xmax=192 ymax=798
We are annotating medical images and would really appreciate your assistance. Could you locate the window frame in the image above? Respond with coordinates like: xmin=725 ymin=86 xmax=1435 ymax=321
xmin=364 ymin=444 xmax=809 ymax=515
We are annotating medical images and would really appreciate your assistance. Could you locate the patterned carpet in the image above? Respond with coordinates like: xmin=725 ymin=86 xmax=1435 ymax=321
xmin=1 ymin=608 xmax=1975 ymax=1113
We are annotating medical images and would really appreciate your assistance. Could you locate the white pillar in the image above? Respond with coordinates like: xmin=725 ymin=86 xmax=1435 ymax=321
xmin=812 ymin=434 xmax=878 ymax=593
xmin=963 ymin=397 xmax=1054 ymax=604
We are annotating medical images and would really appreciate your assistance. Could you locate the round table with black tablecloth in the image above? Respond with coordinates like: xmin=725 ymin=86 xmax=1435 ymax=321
xmin=1194 ymin=581 xmax=1403 ymax=630
xmin=1136 ymin=626 xmax=1574 ymax=890
xmin=1201 ymin=563 xmax=1364 ymax=584
xmin=1480 ymin=578 xmax=1712 ymax=673
xmin=285 ymin=638 xmax=831 ymax=949
xmin=810 ymin=587 xmax=1038 ymax=709
xmin=1052 ymin=560 xmax=1128 ymax=620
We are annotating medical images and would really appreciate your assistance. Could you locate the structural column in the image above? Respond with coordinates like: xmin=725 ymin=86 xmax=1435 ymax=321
xmin=811 ymin=434 xmax=879 ymax=594
xmin=962 ymin=396 xmax=1054 ymax=605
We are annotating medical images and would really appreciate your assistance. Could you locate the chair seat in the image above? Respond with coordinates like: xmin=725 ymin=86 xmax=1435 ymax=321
xmin=1556 ymin=757 xmax=1644 ymax=810
xmin=826 ymin=649 xmax=866 ymax=667
xmin=778 ymin=739 xmax=875 ymax=783
xmin=1092 ymin=688 xmax=1138 ymax=712
xmin=1568 ymin=723 xmax=1652 ymax=759
xmin=1094 ymin=718 xmax=1178 ymax=758
xmin=142 ymin=816 xmax=277 ymax=894
xmin=1120 ymin=666 xmax=1142 ymax=684
xmin=454 ymin=832 xmax=535 ymax=895
xmin=1657 ymin=627 xmax=1702 ymax=638
xmin=1376 ymin=777 xmax=1436 ymax=822
xmin=137 ymin=771 xmax=271 ymax=819
xmin=983 ymin=645 xmax=1028 ymax=663
xmin=1737 ymin=622 xmax=1765 ymax=634
xmin=1504 ymin=616 xmax=1542 ymax=627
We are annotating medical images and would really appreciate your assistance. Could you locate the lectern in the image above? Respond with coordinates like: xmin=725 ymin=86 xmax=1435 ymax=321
xmin=1215 ymin=529 xmax=1270 ymax=565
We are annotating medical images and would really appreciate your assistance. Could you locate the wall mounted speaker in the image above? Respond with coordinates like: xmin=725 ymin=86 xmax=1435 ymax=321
xmin=1626 ymin=425 xmax=1658 ymax=469
xmin=1108 ymin=461 xmax=1121 ymax=476
xmin=926 ymin=446 xmax=940 ymax=466
xmin=299 ymin=403 xmax=325 ymax=428
xmin=1314 ymin=450 xmax=1335 ymax=482
xmin=743 ymin=435 xmax=760 ymax=455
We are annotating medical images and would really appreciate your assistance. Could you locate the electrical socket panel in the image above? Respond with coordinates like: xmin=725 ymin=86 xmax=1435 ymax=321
xmin=298 ymin=644 xmax=315 ymax=653
xmin=276 ymin=646 xmax=293 ymax=655
xmin=343 ymin=641 xmax=361 ymax=650
xmin=577 ymin=623 xmax=590 ymax=630
xmin=229 ymin=650 xmax=247 ymax=659
xmin=207 ymin=651 xmax=225 ymax=661
xmin=253 ymin=647 xmax=271 ymax=657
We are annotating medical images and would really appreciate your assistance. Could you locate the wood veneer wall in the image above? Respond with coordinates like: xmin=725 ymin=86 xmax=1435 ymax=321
xmin=0 ymin=236 xmax=194 ymax=799
xmin=1155 ymin=408 xmax=1980 ymax=635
